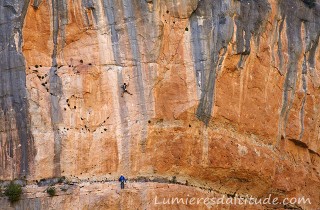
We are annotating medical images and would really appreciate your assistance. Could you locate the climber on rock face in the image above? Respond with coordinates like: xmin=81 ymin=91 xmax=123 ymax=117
xmin=121 ymin=83 xmax=133 ymax=97
xmin=119 ymin=174 xmax=126 ymax=189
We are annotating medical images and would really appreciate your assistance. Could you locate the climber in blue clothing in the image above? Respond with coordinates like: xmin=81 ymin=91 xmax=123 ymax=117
xmin=119 ymin=174 xmax=126 ymax=189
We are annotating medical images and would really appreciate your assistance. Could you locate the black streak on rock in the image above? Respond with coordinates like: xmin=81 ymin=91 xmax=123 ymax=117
xmin=51 ymin=0 xmax=68 ymax=177
xmin=0 ymin=0 xmax=35 ymax=179
xmin=278 ymin=0 xmax=320 ymax=142
xmin=191 ymin=0 xmax=270 ymax=125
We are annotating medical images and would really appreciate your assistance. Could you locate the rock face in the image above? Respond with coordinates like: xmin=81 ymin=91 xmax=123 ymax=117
xmin=0 ymin=0 xmax=35 ymax=179
xmin=0 ymin=0 xmax=319 ymax=209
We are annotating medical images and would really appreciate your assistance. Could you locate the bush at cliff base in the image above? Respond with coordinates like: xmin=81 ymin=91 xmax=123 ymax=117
xmin=4 ymin=182 xmax=22 ymax=203
xmin=46 ymin=186 xmax=56 ymax=196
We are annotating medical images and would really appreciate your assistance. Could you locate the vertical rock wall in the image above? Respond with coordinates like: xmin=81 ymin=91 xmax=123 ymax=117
xmin=0 ymin=0 xmax=35 ymax=179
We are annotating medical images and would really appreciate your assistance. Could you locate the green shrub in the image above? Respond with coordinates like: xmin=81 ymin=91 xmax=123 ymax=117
xmin=171 ymin=176 xmax=177 ymax=184
xmin=58 ymin=176 xmax=65 ymax=183
xmin=46 ymin=186 xmax=56 ymax=197
xmin=4 ymin=182 xmax=22 ymax=203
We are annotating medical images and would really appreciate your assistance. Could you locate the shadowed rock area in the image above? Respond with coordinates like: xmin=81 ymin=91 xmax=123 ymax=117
xmin=0 ymin=0 xmax=35 ymax=179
